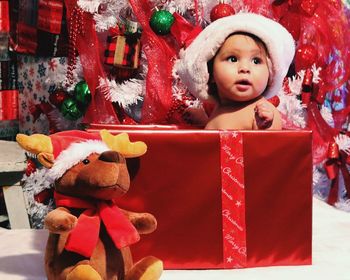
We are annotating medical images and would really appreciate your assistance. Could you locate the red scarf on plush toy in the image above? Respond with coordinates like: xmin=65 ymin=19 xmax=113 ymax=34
xmin=54 ymin=192 xmax=140 ymax=258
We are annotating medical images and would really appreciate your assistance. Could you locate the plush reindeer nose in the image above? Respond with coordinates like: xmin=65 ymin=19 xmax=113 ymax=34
xmin=98 ymin=151 xmax=123 ymax=163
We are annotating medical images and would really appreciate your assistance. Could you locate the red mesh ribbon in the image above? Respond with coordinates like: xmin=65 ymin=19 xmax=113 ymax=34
xmin=307 ymin=101 xmax=337 ymax=164
xmin=64 ymin=0 xmax=118 ymax=124
xmin=307 ymin=100 xmax=350 ymax=204
xmin=324 ymin=141 xmax=350 ymax=205
xmin=0 ymin=90 xmax=18 ymax=120
xmin=274 ymin=1 xmax=350 ymax=94
xmin=220 ymin=131 xmax=247 ymax=268
xmin=128 ymin=0 xmax=176 ymax=124
xmin=170 ymin=13 xmax=202 ymax=48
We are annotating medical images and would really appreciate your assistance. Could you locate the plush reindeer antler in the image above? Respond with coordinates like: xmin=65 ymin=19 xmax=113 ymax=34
xmin=16 ymin=134 xmax=55 ymax=168
xmin=100 ymin=129 xmax=147 ymax=158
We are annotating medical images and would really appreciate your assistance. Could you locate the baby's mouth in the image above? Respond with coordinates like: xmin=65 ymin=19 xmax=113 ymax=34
xmin=235 ymin=79 xmax=252 ymax=86
xmin=235 ymin=79 xmax=252 ymax=91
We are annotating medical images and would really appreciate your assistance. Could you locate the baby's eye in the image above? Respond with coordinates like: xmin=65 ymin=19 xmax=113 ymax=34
xmin=252 ymin=57 xmax=262 ymax=64
xmin=227 ymin=56 xmax=237 ymax=63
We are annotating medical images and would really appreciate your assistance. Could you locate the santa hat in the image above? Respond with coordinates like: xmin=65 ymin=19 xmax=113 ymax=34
xmin=47 ymin=131 xmax=109 ymax=181
xmin=175 ymin=13 xmax=295 ymax=101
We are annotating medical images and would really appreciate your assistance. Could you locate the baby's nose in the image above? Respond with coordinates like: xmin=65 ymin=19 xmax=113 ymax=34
xmin=238 ymin=63 xmax=250 ymax=73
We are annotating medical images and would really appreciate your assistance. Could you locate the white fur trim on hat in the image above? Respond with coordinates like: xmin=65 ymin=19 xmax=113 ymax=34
xmin=175 ymin=13 xmax=295 ymax=100
xmin=48 ymin=140 xmax=109 ymax=180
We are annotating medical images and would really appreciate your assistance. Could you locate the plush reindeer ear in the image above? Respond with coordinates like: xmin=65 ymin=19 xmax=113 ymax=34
xmin=100 ymin=130 xmax=147 ymax=158
xmin=37 ymin=153 xmax=55 ymax=168
xmin=16 ymin=134 xmax=55 ymax=168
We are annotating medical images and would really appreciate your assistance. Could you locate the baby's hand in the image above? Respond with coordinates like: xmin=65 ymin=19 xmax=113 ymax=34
xmin=254 ymin=100 xmax=274 ymax=129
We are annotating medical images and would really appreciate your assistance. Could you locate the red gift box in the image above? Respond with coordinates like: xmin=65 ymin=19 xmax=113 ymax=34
xmin=104 ymin=35 xmax=141 ymax=69
xmin=87 ymin=126 xmax=313 ymax=269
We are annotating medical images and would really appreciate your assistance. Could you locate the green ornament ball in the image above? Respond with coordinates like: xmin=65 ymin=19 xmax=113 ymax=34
xmin=74 ymin=81 xmax=91 ymax=107
xmin=149 ymin=10 xmax=174 ymax=35
xmin=61 ymin=98 xmax=83 ymax=120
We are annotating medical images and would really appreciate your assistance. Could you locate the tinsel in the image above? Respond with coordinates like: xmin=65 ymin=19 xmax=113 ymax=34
xmin=78 ymin=0 xmax=129 ymax=32
xmin=171 ymin=75 xmax=209 ymax=125
xmin=334 ymin=134 xmax=350 ymax=155
xmin=102 ymin=77 xmax=144 ymax=107
xmin=47 ymin=108 xmax=82 ymax=131
xmin=277 ymin=65 xmax=321 ymax=129
xmin=320 ymin=105 xmax=335 ymax=127
xmin=313 ymin=164 xmax=332 ymax=202
xmin=102 ymin=52 xmax=147 ymax=107
xmin=277 ymin=93 xmax=306 ymax=129
xmin=22 ymin=168 xmax=55 ymax=229
xmin=77 ymin=0 xmax=101 ymax=13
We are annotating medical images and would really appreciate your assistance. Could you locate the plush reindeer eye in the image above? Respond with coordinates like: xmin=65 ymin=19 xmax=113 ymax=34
xmin=82 ymin=159 xmax=90 ymax=165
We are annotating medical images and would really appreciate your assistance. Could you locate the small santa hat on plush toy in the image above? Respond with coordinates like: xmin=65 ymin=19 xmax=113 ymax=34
xmin=16 ymin=130 xmax=147 ymax=181
xmin=175 ymin=12 xmax=295 ymax=101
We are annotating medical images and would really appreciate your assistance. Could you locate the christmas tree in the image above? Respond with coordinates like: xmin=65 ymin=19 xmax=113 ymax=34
xmin=7 ymin=0 xmax=350 ymax=226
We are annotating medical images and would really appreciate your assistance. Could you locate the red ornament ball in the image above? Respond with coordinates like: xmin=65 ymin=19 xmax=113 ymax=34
xmin=210 ymin=3 xmax=235 ymax=22
xmin=295 ymin=44 xmax=317 ymax=71
xmin=49 ymin=89 xmax=67 ymax=108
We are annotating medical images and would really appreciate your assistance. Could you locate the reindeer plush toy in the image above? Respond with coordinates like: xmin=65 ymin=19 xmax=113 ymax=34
xmin=16 ymin=129 xmax=163 ymax=280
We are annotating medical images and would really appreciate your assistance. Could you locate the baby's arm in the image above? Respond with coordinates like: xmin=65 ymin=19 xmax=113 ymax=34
xmin=254 ymin=99 xmax=282 ymax=130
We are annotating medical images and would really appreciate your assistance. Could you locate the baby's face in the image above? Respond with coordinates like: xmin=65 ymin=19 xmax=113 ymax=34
xmin=212 ymin=34 xmax=269 ymax=104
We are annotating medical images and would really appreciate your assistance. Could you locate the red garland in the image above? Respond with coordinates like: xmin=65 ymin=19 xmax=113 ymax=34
xmin=64 ymin=0 xmax=118 ymax=124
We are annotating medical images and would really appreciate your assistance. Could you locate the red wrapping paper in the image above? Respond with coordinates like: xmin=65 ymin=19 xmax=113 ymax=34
xmin=86 ymin=126 xmax=313 ymax=269
xmin=0 ymin=89 xmax=18 ymax=120
xmin=0 ymin=1 xmax=9 ymax=32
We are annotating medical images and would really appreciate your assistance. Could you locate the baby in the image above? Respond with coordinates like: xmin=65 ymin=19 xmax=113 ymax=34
xmin=176 ymin=13 xmax=295 ymax=130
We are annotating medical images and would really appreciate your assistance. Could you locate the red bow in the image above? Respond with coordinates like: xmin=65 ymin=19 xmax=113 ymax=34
xmin=54 ymin=192 xmax=140 ymax=258
xmin=324 ymin=141 xmax=350 ymax=205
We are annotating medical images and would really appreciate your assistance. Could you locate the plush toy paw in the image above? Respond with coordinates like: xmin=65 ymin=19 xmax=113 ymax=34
xmin=132 ymin=213 xmax=157 ymax=235
xmin=122 ymin=211 xmax=157 ymax=234
xmin=44 ymin=207 xmax=77 ymax=233
xmin=125 ymin=256 xmax=163 ymax=280
xmin=66 ymin=264 xmax=102 ymax=280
